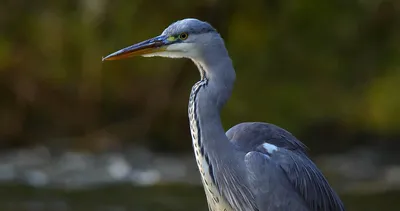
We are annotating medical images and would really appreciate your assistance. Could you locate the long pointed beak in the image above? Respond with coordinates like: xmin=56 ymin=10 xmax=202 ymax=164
xmin=102 ymin=35 xmax=168 ymax=61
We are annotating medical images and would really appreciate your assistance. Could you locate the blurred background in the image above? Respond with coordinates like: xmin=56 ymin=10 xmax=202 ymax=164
xmin=0 ymin=0 xmax=399 ymax=210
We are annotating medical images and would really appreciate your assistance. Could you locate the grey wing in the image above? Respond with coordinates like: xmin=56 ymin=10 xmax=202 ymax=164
xmin=227 ymin=122 xmax=346 ymax=211
xmin=245 ymin=151 xmax=310 ymax=211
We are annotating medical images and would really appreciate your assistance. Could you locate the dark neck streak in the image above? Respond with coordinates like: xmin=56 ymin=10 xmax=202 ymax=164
xmin=189 ymin=59 xmax=235 ymax=150
xmin=188 ymin=59 xmax=238 ymax=185
xmin=188 ymin=42 xmax=255 ymax=211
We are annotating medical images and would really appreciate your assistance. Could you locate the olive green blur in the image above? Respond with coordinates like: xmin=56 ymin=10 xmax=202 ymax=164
xmin=1 ymin=1 xmax=399 ymax=152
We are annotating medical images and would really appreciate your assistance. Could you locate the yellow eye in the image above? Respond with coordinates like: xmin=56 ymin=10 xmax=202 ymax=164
xmin=179 ymin=32 xmax=189 ymax=40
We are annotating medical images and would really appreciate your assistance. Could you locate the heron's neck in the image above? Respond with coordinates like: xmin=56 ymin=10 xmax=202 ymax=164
xmin=189 ymin=54 xmax=236 ymax=159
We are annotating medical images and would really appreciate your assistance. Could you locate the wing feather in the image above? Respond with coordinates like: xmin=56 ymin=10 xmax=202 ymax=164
xmin=227 ymin=122 xmax=345 ymax=211
xmin=248 ymin=146 xmax=345 ymax=211
xmin=245 ymin=151 xmax=310 ymax=211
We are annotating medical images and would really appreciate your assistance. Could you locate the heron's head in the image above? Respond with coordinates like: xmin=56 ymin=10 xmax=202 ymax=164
xmin=103 ymin=18 xmax=223 ymax=61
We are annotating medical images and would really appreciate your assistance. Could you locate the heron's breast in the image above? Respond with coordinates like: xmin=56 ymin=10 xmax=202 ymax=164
xmin=191 ymin=131 xmax=233 ymax=211
xmin=189 ymin=106 xmax=232 ymax=211
xmin=188 ymin=81 xmax=233 ymax=211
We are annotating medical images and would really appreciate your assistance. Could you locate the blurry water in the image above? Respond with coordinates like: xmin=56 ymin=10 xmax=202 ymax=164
xmin=0 ymin=184 xmax=398 ymax=211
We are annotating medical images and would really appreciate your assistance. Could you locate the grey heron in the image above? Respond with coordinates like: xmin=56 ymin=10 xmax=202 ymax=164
xmin=103 ymin=18 xmax=346 ymax=211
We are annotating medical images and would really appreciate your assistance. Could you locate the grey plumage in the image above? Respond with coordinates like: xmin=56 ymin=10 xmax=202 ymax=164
xmin=103 ymin=18 xmax=346 ymax=211
xmin=162 ymin=18 xmax=217 ymax=35
xmin=228 ymin=122 xmax=345 ymax=211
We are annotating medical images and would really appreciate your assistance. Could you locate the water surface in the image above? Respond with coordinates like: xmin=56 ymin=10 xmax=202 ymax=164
xmin=0 ymin=184 xmax=398 ymax=211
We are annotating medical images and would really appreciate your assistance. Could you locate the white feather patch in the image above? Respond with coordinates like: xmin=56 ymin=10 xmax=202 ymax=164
xmin=262 ymin=143 xmax=278 ymax=154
